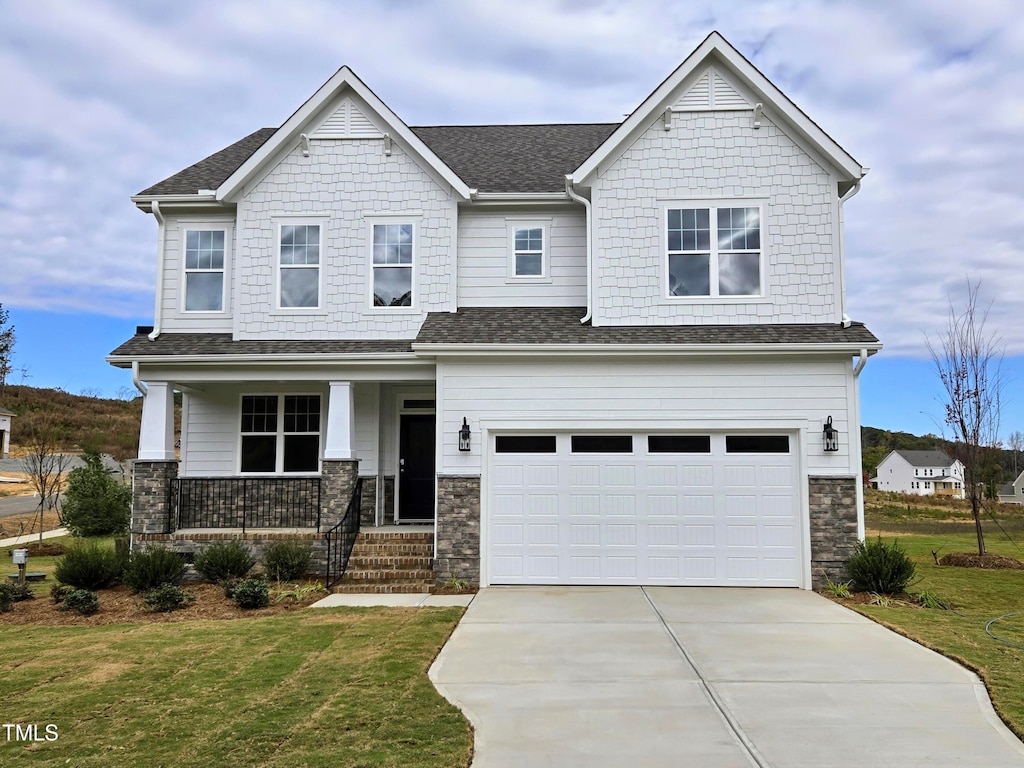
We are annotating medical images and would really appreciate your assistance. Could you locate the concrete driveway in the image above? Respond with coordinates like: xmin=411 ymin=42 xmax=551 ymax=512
xmin=429 ymin=587 xmax=1024 ymax=768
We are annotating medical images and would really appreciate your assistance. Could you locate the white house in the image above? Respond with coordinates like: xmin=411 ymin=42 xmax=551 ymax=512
xmin=998 ymin=470 xmax=1024 ymax=505
xmin=0 ymin=409 xmax=11 ymax=459
xmin=873 ymin=450 xmax=965 ymax=498
xmin=108 ymin=32 xmax=881 ymax=590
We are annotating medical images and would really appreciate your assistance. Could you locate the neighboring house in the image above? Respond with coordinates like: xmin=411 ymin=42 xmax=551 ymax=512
xmin=0 ymin=409 xmax=11 ymax=459
xmin=997 ymin=470 xmax=1024 ymax=505
xmin=108 ymin=32 xmax=881 ymax=590
xmin=873 ymin=450 xmax=965 ymax=499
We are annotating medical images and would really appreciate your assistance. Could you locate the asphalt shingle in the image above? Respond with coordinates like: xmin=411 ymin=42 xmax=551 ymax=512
xmin=109 ymin=333 xmax=413 ymax=361
xmin=137 ymin=128 xmax=277 ymax=196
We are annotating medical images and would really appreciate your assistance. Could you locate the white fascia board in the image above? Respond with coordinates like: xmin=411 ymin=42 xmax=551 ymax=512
xmin=572 ymin=31 xmax=863 ymax=184
xmin=105 ymin=352 xmax=421 ymax=368
xmin=130 ymin=194 xmax=223 ymax=213
xmin=215 ymin=66 xmax=472 ymax=202
xmin=469 ymin=192 xmax=574 ymax=206
xmin=412 ymin=342 xmax=883 ymax=357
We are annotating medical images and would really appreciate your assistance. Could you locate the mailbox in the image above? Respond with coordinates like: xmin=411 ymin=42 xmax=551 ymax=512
xmin=12 ymin=548 xmax=28 ymax=565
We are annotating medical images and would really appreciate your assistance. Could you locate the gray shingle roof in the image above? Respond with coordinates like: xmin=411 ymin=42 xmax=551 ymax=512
xmin=894 ymin=450 xmax=955 ymax=467
xmin=109 ymin=333 xmax=413 ymax=362
xmin=414 ymin=307 xmax=880 ymax=346
xmin=409 ymin=124 xmax=619 ymax=193
xmin=137 ymin=123 xmax=620 ymax=197
xmin=137 ymin=128 xmax=277 ymax=196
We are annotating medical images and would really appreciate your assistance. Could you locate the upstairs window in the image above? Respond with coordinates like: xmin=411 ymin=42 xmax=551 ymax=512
xmin=240 ymin=394 xmax=320 ymax=474
xmin=184 ymin=230 xmax=225 ymax=312
xmin=666 ymin=205 xmax=762 ymax=297
xmin=279 ymin=224 xmax=320 ymax=308
xmin=507 ymin=221 xmax=548 ymax=279
xmin=372 ymin=223 xmax=413 ymax=307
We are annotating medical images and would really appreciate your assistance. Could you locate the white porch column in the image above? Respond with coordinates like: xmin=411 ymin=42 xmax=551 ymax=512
xmin=323 ymin=380 xmax=356 ymax=460
xmin=137 ymin=382 xmax=176 ymax=461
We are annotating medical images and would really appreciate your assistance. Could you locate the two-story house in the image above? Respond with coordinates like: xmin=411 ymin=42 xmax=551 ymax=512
xmin=109 ymin=32 xmax=881 ymax=590
xmin=873 ymin=450 xmax=965 ymax=498
xmin=998 ymin=471 xmax=1024 ymax=505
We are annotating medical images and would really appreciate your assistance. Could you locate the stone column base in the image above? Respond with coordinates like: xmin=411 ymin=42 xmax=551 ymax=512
xmin=808 ymin=476 xmax=859 ymax=588
xmin=320 ymin=460 xmax=359 ymax=530
xmin=435 ymin=475 xmax=480 ymax=585
xmin=132 ymin=460 xmax=179 ymax=534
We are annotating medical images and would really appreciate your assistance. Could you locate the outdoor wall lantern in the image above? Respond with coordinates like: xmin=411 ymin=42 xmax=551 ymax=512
xmin=458 ymin=418 xmax=472 ymax=452
xmin=823 ymin=416 xmax=840 ymax=452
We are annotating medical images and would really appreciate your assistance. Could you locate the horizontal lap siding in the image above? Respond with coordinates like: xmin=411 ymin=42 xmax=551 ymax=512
xmin=458 ymin=209 xmax=587 ymax=306
xmin=159 ymin=216 xmax=234 ymax=333
xmin=438 ymin=358 xmax=855 ymax=476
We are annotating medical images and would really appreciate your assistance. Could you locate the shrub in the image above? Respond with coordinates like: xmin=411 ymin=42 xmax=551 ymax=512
xmin=50 ymin=584 xmax=74 ymax=604
xmin=143 ymin=584 xmax=195 ymax=613
xmin=123 ymin=547 xmax=187 ymax=593
xmin=54 ymin=541 xmax=124 ymax=589
xmin=846 ymin=537 xmax=916 ymax=594
xmin=262 ymin=540 xmax=312 ymax=581
xmin=61 ymin=588 xmax=100 ymax=615
xmin=60 ymin=451 xmax=131 ymax=537
xmin=0 ymin=586 xmax=11 ymax=613
xmin=0 ymin=582 xmax=34 ymax=602
xmin=231 ymin=578 xmax=269 ymax=609
xmin=194 ymin=541 xmax=256 ymax=582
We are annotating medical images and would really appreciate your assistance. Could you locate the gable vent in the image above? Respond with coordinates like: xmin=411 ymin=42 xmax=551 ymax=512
xmin=674 ymin=67 xmax=751 ymax=112
xmin=313 ymin=97 xmax=383 ymax=138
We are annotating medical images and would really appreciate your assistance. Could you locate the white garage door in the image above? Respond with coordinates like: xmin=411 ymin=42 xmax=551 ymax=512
xmin=487 ymin=433 xmax=802 ymax=587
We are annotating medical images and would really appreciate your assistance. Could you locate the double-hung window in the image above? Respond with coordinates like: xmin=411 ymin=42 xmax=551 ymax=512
xmin=666 ymin=205 xmax=762 ymax=297
xmin=372 ymin=223 xmax=413 ymax=307
xmin=279 ymin=224 xmax=321 ymax=308
xmin=184 ymin=230 xmax=225 ymax=311
xmin=240 ymin=395 xmax=321 ymax=474
xmin=507 ymin=221 xmax=548 ymax=279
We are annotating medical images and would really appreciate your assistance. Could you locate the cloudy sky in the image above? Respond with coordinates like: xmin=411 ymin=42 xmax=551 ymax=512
xmin=1 ymin=0 xmax=1022 ymax=436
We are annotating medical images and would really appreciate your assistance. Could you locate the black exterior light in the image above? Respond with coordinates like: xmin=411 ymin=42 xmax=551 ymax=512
xmin=823 ymin=416 xmax=839 ymax=452
xmin=458 ymin=418 xmax=471 ymax=452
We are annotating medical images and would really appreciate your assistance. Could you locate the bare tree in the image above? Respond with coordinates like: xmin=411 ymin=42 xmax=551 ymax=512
xmin=927 ymin=280 xmax=1004 ymax=556
xmin=19 ymin=424 xmax=72 ymax=542
xmin=0 ymin=303 xmax=14 ymax=395
xmin=1009 ymin=430 xmax=1024 ymax=478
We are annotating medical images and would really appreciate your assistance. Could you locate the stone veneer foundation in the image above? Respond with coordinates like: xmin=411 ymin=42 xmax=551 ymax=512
xmin=131 ymin=460 xmax=179 ymax=535
xmin=434 ymin=475 xmax=480 ymax=585
xmin=808 ymin=476 xmax=859 ymax=588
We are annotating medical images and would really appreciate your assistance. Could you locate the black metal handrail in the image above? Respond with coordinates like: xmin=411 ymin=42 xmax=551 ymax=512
xmin=172 ymin=477 xmax=322 ymax=533
xmin=324 ymin=477 xmax=363 ymax=589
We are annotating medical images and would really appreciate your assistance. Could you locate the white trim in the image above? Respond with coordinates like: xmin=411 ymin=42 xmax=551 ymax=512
xmin=215 ymin=66 xmax=472 ymax=202
xmin=393 ymin=386 xmax=437 ymax=524
xmin=275 ymin=218 xmax=327 ymax=311
xmin=180 ymin=224 xmax=231 ymax=314
xmin=365 ymin=215 xmax=420 ymax=310
xmin=505 ymin=219 xmax=551 ymax=281
xmin=413 ymin=343 xmax=883 ymax=357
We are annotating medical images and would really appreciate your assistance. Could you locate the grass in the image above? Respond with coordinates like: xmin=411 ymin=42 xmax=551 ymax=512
xmin=0 ymin=607 xmax=471 ymax=767
xmin=853 ymin=517 xmax=1024 ymax=740
xmin=4 ymin=534 xmax=116 ymax=595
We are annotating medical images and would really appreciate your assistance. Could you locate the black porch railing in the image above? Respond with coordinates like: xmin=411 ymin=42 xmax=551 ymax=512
xmin=172 ymin=477 xmax=322 ymax=533
xmin=324 ymin=477 xmax=362 ymax=589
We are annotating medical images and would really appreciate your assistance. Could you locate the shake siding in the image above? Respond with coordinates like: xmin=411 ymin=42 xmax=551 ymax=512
xmin=159 ymin=215 xmax=235 ymax=333
xmin=235 ymin=138 xmax=456 ymax=339
xmin=591 ymin=112 xmax=837 ymax=326
xmin=437 ymin=358 xmax=855 ymax=476
xmin=457 ymin=209 xmax=587 ymax=306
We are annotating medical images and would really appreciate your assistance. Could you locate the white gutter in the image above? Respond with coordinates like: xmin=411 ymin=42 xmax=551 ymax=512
xmin=852 ymin=346 xmax=869 ymax=541
xmin=106 ymin=352 xmax=424 ymax=367
xmin=564 ymin=175 xmax=593 ymax=324
xmin=413 ymin=342 xmax=883 ymax=357
xmin=148 ymin=201 xmax=166 ymax=341
xmin=838 ymin=172 xmax=866 ymax=328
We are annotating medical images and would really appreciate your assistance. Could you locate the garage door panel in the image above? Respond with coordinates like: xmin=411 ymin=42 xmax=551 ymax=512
xmin=489 ymin=432 xmax=802 ymax=587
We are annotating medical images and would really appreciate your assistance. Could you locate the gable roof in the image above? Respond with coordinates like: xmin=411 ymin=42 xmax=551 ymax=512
xmin=892 ymin=450 xmax=955 ymax=468
xmin=409 ymin=124 xmax=617 ymax=193
xmin=571 ymin=31 xmax=863 ymax=184
xmin=215 ymin=66 xmax=472 ymax=202
xmin=137 ymin=128 xmax=276 ymax=197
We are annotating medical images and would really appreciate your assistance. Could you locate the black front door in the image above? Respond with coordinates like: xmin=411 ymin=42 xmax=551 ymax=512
xmin=398 ymin=414 xmax=435 ymax=522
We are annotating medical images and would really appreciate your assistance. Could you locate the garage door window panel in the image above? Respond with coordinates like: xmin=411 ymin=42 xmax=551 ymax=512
xmin=648 ymin=435 xmax=712 ymax=453
xmin=495 ymin=435 xmax=557 ymax=453
xmin=725 ymin=435 xmax=790 ymax=453
xmin=571 ymin=435 xmax=633 ymax=453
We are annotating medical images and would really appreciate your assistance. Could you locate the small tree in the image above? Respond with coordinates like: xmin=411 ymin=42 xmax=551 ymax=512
xmin=927 ymin=280 xmax=1004 ymax=556
xmin=0 ymin=303 xmax=14 ymax=395
xmin=1008 ymin=430 xmax=1024 ymax=478
xmin=20 ymin=423 xmax=71 ymax=541
xmin=61 ymin=451 xmax=131 ymax=537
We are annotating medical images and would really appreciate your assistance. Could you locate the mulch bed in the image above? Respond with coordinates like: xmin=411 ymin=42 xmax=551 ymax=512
xmin=0 ymin=582 xmax=327 ymax=626
xmin=938 ymin=552 xmax=1024 ymax=570
xmin=4 ymin=541 xmax=67 ymax=557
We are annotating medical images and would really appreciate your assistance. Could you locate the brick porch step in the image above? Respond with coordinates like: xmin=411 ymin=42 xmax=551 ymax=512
xmin=333 ymin=529 xmax=435 ymax=593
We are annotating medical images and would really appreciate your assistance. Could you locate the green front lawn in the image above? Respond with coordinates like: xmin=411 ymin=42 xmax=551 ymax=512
xmin=854 ymin=526 xmax=1024 ymax=740
xmin=0 ymin=608 xmax=471 ymax=767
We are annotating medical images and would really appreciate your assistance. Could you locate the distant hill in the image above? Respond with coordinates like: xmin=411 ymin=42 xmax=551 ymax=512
xmin=0 ymin=384 xmax=151 ymax=459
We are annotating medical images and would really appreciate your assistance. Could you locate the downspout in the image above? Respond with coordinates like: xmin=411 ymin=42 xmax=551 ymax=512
xmin=564 ymin=175 xmax=593 ymax=324
xmin=852 ymin=347 xmax=868 ymax=541
xmin=837 ymin=176 xmax=864 ymax=328
xmin=131 ymin=361 xmax=147 ymax=395
xmin=148 ymin=200 xmax=166 ymax=341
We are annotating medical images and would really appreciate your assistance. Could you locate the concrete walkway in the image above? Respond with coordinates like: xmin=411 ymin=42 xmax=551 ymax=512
xmin=429 ymin=586 xmax=1024 ymax=768
xmin=0 ymin=527 xmax=68 ymax=548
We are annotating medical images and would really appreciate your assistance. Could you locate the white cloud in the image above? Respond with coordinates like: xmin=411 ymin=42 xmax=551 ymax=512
xmin=1 ymin=0 xmax=1023 ymax=356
